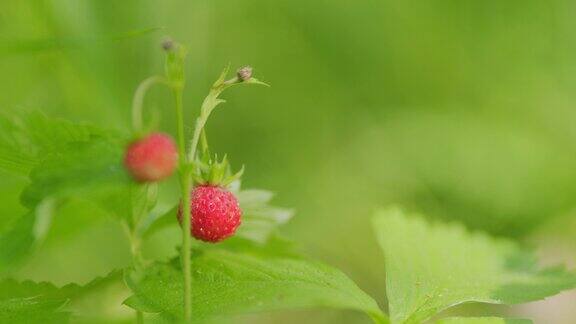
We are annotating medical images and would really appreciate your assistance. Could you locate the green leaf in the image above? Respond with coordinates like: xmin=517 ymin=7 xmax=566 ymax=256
xmin=0 ymin=207 xmax=52 ymax=273
xmin=373 ymin=208 xmax=576 ymax=324
xmin=436 ymin=318 xmax=532 ymax=324
xmin=0 ymin=196 xmax=57 ymax=273
xmin=0 ymin=298 xmax=69 ymax=324
xmin=139 ymin=205 xmax=179 ymax=239
xmin=236 ymin=189 xmax=293 ymax=243
xmin=124 ymin=247 xmax=386 ymax=323
xmin=0 ymin=115 xmax=132 ymax=272
xmin=20 ymin=137 xmax=128 ymax=209
xmin=0 ymin=271 xmax=122 ymax=299
xmin=0 ymin=111 xmax=134 ymax=224
xmin=0 ymin=271 xmax=121 ymax=323
xmin=0 ymin=111 xmax=102 ymax=176
xmin=242 ymin=77 xmax=270 ymax=87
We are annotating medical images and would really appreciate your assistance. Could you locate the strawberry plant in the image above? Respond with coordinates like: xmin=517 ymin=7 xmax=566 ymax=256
xmin=0 ymin=38 xmax=575 ymax=324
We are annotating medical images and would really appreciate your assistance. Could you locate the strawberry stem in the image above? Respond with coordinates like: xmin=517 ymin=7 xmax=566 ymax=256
xmin=131 ymin=75 xmax=168 ymax=133
xmin=163 ymin=40 xmax=194 ymax=322
xmin=173 ymin=84 xmax=193 ymax=322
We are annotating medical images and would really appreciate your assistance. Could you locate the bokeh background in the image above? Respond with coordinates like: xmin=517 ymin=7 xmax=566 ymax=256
xmin=2 ymin=0 xmax=576 ymax=323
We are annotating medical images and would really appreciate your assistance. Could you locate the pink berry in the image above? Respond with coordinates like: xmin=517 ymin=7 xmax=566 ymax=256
xmin=178 ymin=185 xmax=242 ymax=243
xmin=124 ymin=132 xmax=178 ymax=182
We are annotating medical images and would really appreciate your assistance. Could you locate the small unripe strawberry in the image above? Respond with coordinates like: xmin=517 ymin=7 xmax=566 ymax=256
xmin=124 ymin=132 xmax=178 ymax=182
xmin=178 ymin=185 xmax=241 ymax=243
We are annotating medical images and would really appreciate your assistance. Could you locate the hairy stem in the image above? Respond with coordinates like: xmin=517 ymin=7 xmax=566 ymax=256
xmin=132 ymin=76 xmax=167 ymax=132
xmin=187 ymin=86 xmax=224 ymax=162
xmin=174 ymin=87 xmax=187 ymax=158
xmin=173 ymin=86 xmax=193 ymax=322
xmin=188 ymin=118 xmax=203 ymax=162
xmin=124 ymin=184 xmax=154 ymax=323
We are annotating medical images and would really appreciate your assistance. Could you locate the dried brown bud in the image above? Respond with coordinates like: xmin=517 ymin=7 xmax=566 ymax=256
xmin=161 ymin=38 xmax=174 ymax=51
xmin=237 ymin=66 xmax=253 ymax=81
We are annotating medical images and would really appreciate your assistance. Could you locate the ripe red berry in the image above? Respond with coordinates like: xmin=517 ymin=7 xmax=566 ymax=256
xmin=124 ymin=132 xmax=178 ymax=182
xmin=178 ymin=185 xmax=242 ymax=243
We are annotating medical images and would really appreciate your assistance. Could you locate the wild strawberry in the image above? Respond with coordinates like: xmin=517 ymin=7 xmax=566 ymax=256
xmin=178 ymin=185 xmax=241 ymax=243
xmin=124 ymin=132 xmax=178 ymax=182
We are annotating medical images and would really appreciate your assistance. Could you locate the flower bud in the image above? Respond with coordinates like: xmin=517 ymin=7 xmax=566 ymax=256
xmin=161 ymin=38 xmax=175 ymax=51
xmin=237 ymin=66 xmax=253 ymax=81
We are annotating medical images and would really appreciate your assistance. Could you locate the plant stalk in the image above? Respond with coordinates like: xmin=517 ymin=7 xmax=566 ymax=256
xmin=173 ymin=86 xmax=193 ymax=322
xmin=132 ymin=76 xmax=167 ymax=133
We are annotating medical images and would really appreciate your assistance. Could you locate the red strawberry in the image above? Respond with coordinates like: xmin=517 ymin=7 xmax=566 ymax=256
xmin=178 ymin=185 xmax=241 ymax=243
xmin=124 ymin=132 xmax=178 ymax=182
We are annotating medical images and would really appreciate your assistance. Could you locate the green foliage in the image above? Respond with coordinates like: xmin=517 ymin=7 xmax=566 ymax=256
xmin=0 ymin=111 xmax=379 ymax=323
xmin=0 ymin=111 xmax=98 ymax=176
xmin=0 ymin=212 xmax=41 ymax=272
xmin=124 ymin=246 xmax=386 ymax=323
xmin=373 ymin=208 xmax=576 ymax=324
xmin=0 ymin=111 xmax=128 ymax=208
xmin=0 ymin=271 xmax=121 ymax=323
xmin=3 ymin=111 xmax=575 ymax=323
xmin=0 ymin=112 xmax=130 ymax=274
xmin=1 ymin=16 xmax=575 ymax=321
xmin=20 ymin=138 xmax=128 ymax=209
xmin=0 ymin=298 xmax=69 ymax=324
xmin=235 ymin=189 xmax=293 ymax=243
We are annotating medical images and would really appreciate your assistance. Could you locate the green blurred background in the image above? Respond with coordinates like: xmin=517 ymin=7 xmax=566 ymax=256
xmin=2 ymin=0 xmax=576 ymax=323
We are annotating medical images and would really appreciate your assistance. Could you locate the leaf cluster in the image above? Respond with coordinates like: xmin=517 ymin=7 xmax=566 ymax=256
xmin=0 ymin=112 xmax=574 ymax=323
